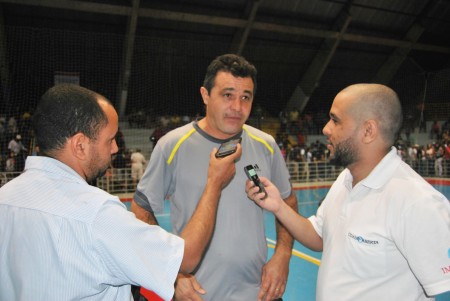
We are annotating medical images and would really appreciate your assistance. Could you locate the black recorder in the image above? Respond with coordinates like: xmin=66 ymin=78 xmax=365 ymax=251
xmin=244 ymin=165 xmax=267 ymax=198
xmin=215 ymin=138 xmax=241 ymax=158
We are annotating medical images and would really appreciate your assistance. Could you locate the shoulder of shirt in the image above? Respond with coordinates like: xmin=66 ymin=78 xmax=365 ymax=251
xmin=390 ymin=159 xmax=443 ymax=196
xmin=156 ymin=123 xmax=278 ymax=164
xmin=66 ymin=182 xmax=121 ymax=209
xmin=158 ymin=122 xmax=197 ymax=145
xmin=155 ymin=122 xmax=198 ymax=165
xmin=66 ymin=184 xmax=124 ymax=223
xmin=2 ymin=171 xmax=122 ymax=223
xmin=242 ymin=124 xmax=276 ymax=154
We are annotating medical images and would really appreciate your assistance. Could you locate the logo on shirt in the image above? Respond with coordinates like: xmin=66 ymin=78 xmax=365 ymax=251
xmin=442 ymin=266 xmax=450 ymax=274
xmin=348 ymin=232 xmax=379 ymax=245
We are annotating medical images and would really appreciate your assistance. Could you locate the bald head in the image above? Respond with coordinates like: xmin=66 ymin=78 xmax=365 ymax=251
xmin=339 ymin=83 xmax=403 ymax=146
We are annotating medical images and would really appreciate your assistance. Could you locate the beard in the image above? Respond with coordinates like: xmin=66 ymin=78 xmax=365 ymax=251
xmin=86 ymin=148 xmax=111 ymax=183
xmin=332 ymin=136 xmax=358 ymax=167
xmin=86 ymin=166 xmax=109 ymax=183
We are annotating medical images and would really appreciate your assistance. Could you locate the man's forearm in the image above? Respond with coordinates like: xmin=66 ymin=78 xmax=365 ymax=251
xmin=179 ymin=180 xmax=222 ymax=272
xmin=132 ymin=146 xmax=241 ymax=274
xmin=131 ymin=200 xmax=159 ymax=225
xmin=274 ymin=194 xmax=323 ymax=252
xmin=274 ymin=192 xmax=297 ymax=257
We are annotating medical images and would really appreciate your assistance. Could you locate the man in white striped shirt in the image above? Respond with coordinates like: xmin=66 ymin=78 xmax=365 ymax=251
xmin=0 ymin=84 xmax=241 ymax=301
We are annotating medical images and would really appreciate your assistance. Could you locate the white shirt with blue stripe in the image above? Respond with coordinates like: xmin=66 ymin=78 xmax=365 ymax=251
xmin=0 ymin=156 xmax=183 ymax=301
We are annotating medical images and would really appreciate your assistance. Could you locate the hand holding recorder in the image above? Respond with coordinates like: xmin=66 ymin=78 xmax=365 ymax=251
xmin=215 ymin=138 xmax=241 ymax=158
xmin=245 ymin=175 xmax=285 ymax=213
xmin=209 ymin=140 xmax=242 ymax=190
xmin=244 ymin=165 xmax=267 ymax=198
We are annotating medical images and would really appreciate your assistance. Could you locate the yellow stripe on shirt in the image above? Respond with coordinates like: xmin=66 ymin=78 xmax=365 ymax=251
xmin=167 ymin=128 xmax=197 ymax=165
xmin=167 ymin=126 xmax=273 ymax=165
xmin=243 ymin=125 xmax=274 ymax=154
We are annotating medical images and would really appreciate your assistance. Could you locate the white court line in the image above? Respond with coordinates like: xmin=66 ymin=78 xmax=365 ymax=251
xmin=266 ymin=238 xmax=321 ymax=266
xmin=155 ymin=213 xmax=170 ymax=217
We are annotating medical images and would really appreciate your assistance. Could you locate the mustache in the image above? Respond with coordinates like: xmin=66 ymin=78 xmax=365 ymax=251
xmin=224 ymin=113 xmax=242 ymax=118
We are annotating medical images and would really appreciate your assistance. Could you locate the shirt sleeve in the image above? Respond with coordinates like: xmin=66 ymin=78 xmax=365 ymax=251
xmin=270 ymin=142 xmax=292 ymax=200
xmin=92 ymin=199 xmax=184 ymax=300
xmin=134 ymin=142 xmax=171 ymax=213
xmin=308 ymin=210 xmax=323 ymax=238
xmin=392 ymin=193 xmax=450 ymax=296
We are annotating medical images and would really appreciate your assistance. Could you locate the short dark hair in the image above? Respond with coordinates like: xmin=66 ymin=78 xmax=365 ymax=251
xmin=202 ymin=54 xmax=257 ymax=94
xmin=32 ymin=84 xmax=109 ymax=155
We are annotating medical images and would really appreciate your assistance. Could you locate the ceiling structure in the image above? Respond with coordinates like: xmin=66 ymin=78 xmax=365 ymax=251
xmin=1 ymin=0 xmax=450 ymax=119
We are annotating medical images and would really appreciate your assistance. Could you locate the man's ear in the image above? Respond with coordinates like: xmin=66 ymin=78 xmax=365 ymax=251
xmin=70 ymin=132 xmax=88 ymax=160
xmin=362 ymin=119 xmax=378 ymax=144
xmin=200 ymin=87 xmax=209 ymax=105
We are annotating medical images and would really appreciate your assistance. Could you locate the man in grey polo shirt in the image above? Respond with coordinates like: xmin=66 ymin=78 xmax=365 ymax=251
xmin=132 ymin=54 xmax=298 ymax=301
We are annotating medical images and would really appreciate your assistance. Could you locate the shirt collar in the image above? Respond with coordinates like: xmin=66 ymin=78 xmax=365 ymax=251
xmin=193 ymin=121 xmax=243 ymax=143
xmin=24 ymin=156 xmax=86 ymax=184
xmin=360 ymin=146 xmax=401 ymax=189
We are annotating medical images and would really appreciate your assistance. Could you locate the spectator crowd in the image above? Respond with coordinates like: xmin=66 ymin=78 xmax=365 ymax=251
xmin=1 ymin=109 xmax=449 ymax=185
xmin=275 ymin=112 xmax=450 ymax=178
xmin=0 ymin=112 xmax=32 ymax=174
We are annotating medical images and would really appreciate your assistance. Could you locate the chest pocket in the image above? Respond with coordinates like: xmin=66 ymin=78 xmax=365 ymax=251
xmin=342 ymin=224 xmax=389 ymax=279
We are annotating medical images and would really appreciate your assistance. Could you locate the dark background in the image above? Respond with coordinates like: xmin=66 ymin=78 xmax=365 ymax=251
xmin=1 ymin=0 xmax=449 ymax=123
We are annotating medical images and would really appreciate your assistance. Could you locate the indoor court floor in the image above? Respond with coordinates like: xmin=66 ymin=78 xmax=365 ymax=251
xmin=124 ymin=180 xmax=450 ymax=301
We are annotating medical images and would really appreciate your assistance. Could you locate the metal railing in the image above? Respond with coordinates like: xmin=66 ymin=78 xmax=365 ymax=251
xmin=287 ymin=158 xmax=449 ymax=181
xmin=96 ymin=168 xmax=136 ymax=194
xmin=1 ymin=159 xmax=449 ymax=193
xmin=402 ymin=158 xmax=449 ymax=177
xmin=0 ymin=168 xmax=137 ymax=193
xmin=286 ymin=161 xmax=344 ymax=182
